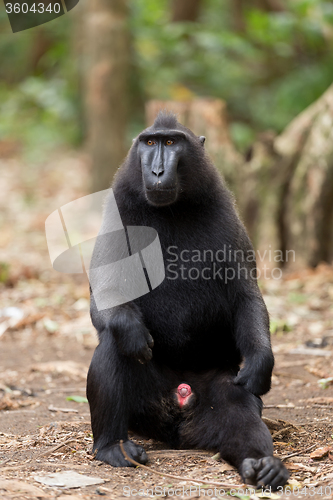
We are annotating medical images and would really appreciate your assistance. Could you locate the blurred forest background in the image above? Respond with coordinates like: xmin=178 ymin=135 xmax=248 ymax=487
xmin=0 ymin=0 xmax=333 ymax=266
xmin=2 ymin=3 xmax=333 ymax=494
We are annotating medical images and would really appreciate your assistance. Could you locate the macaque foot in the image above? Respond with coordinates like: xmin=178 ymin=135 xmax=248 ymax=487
xmin=95 ymin=440 xmax=148 ymax=467
xmin=241 ymin=456 xmax=289 ymax=490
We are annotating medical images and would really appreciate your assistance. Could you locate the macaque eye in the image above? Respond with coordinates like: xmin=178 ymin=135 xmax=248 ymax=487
xmin=166 ymin=139 xmax=174 ymax=146
xmin=147 ymin=139 xmax=156 ymax=146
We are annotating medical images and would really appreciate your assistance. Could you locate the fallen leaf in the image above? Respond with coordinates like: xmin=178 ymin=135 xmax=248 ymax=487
xmin=288 ymin=479 xmax=302 ymax=487
xmin=0 ymin=394 xmax=19 ymax=410
xmin=310 ymin=446 xmax=331 ymax=459
xmin=0 ymin=394 xmax=39 ymax=411
xmin=219 ymin=463 xmax=234 ymax=471
xmin=0 ymin=307 xmax=25 ymax=337
xmin=14 ymin=313 xmax=45 ymax=329
xmin=286 ymin=462 xmax=315 ymax=471
xmin=43 ymin=318 xmax=59 ymax=333
xmin=318 ymin=377 xmax=333 ymax=389
xmin=256 ymin=491 xmax=280 ymax=499
xmin=262 ymin=417 xmax=297 ymax=432
xmin=305 ymin=366 xmax=329 ymax=379
xmin=66 ymin=395 xmax=88 ymax=403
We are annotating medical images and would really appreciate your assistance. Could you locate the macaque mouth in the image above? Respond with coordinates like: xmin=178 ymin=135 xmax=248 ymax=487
xmin=145 ymin=186 xmax=178 ymax=206
xmin=176 ymin=383 xmax=193 ymax=408
xmin=146 ymin=186 xmax=177 ymax=192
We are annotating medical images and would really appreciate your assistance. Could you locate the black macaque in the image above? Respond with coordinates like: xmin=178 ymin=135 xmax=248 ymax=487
xmin=87 ymin=113 xmax=289 ymax=490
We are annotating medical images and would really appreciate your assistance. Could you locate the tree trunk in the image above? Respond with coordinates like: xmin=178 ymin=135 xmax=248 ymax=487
xmin=146 ymin=86 xmax=333 ymax=269
xmin=30 ymin=28 xmax=53 ymax=74
xmin=171 ymin=0 xmax=201 ymax=22
xmin=84 ymin=0 xmax=130 ymax=193
xmin=237 ymin=132 xmax=283 ymax=254
xmin=241 ymin=84 xmax=333 ymax=268
xmin=275 ymin=85 xmax=333 ymax=267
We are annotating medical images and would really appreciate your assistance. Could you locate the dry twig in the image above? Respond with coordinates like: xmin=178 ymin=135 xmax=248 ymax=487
xmin=271 ymin=425 xmax=294 ymax=440
xmin=281 ymin=443 xmax=317 ymax=462
xmin=37 ymin=437 xmax=77 ymax=458
xmin=150 ymin=449 xmax=212 ymax=458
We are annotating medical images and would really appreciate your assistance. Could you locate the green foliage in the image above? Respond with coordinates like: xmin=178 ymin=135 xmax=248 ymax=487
xmin=0 ymin=0 xmax=333 ymax=156
xmin=0 ymin=16 xmax=79 ymax=159
xmin=130 ymin=0 xmax=333 ymax=146
xmin=0 ymin=262 xmax=10 ymax=284
xmin=66 ymin=395 xmax=88 ymax=403
xmin=288 ymin=292 xmax=307 ymax=304
xmin=318 ymin=377 xmax=333 ymax=389
xmin=270 ymin=319 xmax=292 ymax=335
xmin=0 ymin=77 xmax=78 ymax=162
xmin=230 ymin=122 xmax=256 ymax=154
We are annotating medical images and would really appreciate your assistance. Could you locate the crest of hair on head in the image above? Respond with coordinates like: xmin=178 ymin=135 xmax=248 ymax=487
xmin=153 ymin=111 xmax=179 ymax=130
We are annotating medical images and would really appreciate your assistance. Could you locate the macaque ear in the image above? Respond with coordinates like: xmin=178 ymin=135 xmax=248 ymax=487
xmin=199 ymin=136 xmax=206 ymax=145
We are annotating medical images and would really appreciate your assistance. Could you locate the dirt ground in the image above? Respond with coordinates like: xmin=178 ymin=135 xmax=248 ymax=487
xmin=1 ymin=155 xmax=333 ymax=499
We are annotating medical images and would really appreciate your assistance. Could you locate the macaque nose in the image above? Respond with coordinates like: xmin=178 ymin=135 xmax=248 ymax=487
xmin=152 ymin=163 xmax=164 ymax=176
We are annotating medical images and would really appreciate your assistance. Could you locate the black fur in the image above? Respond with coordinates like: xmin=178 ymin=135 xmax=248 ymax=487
xmin=87 ymin=112 xmax=289 ymax=489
